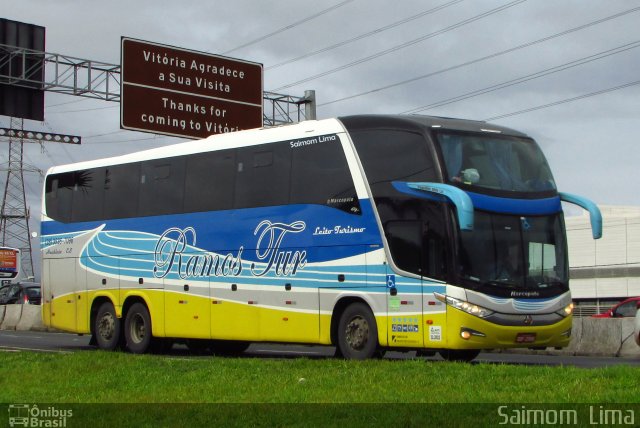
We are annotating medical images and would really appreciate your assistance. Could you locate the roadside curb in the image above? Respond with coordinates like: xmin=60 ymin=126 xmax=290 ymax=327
xmin=16 ymin=305 xmax=45 ymax=331
xmin=0 ymin=305 xmax=23 ymax=330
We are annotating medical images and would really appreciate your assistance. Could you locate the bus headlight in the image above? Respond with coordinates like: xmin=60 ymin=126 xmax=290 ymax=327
xmin=434 ymin=293 xmax=494 ymax=318
xmin=555 ymin=303 xmax=574 ymax=317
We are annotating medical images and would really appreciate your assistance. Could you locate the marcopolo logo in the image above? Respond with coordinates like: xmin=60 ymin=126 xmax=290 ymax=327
xmin=8 ymin=404 xmax=73 ymax=427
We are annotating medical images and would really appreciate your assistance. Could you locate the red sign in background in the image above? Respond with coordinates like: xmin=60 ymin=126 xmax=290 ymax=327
xmin=0 ymin=249 xmax=17 ymax=269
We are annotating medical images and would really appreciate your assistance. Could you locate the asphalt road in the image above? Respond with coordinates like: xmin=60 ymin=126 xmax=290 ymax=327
xmin=1 ymin=330 xmax=639 ymax=368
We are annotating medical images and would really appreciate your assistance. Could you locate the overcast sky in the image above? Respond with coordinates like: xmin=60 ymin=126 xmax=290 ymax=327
xmin=1 ymin=0 xmax=639 ymax=232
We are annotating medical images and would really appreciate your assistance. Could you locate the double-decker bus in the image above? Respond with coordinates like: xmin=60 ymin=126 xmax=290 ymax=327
xmin=41 ymin=115 xmax=601 ymax=360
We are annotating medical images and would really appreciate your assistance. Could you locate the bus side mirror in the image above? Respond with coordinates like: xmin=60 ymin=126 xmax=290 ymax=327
xmin=559 ymin=192 xmax=602 ymax=239
xmin=392 ymin=182 xmax=474 ymax=231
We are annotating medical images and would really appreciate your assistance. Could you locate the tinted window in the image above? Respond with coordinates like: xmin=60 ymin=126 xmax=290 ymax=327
xmin=234 ymin=144 xmax=291 ymax=209
xmin=352 ymin=129 xmax=438 ymax=198
xmin=184 ymin=150 xmax=236 ymax=212
xmin=45 ymin=134 xmax=358 ymax=222
xmin=104 ymin=163 xmax=141 ymax=219
xmin=45 ymin=173 xmax=74 ymax=222
xmin=139 ymin=158 xmax=186 ymax=216
xmin=385 ymin=220 xmax=423 ymax=274
xmin=290 ymin=135 xmax=359 ymax=214
xmin=351 ymin=129 xmax=448 ymax=280
xmin=71 ymin=169 xmax=105 ymax=222
xmin=381 ymin=201 xmax=448 ymax=280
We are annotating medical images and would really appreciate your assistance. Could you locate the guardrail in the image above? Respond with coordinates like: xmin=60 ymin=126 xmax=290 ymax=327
xmin=562 ymin=317 xmax=639 ymax=357
xmin=0 ymin=305 xmax=47 ymax=331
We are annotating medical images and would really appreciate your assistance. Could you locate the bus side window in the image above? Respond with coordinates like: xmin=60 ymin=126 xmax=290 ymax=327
xmin=184 ymin=150 xmax=235 ymax=213
xmin=104 ymin=163 xmax=141 ymax=220
xmin=290 ymin=135 xmax=359 ymax=214
xmin=45 ymin=173 xmax=74 ymax=223
xmin=139 ymin=159 xmax=185 ymax=217
xmin=71 ymin=169 xmax=105 ymax=222
xmin=44 ymin=176 xmax=60 ymax=220
xmin=234 ymin=145 xmax=291 ymax=209
xmin=351 ymin=129 xmax=438 ymax=196
xmin=385 ymin=220 xmax=424 ymax=275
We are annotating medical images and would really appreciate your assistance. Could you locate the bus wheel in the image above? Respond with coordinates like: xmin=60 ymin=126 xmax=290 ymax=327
xmin=439 ymin=349 xmax=480 ymax=362
xmin=95 ymin=302 xmax=121 ymax=351
xmin=337 ymin=302 xmax=379 ymax=360
xmin=124 ymin=303 xmax=152 ymax=354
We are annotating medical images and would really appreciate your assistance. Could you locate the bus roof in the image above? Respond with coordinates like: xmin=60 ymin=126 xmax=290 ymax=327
xmin=338 ymin=114 xmax=530 ymax=138
xmin=45 ymin=118 xmax=346 ymax=175
xmin=45 ymin=114 xmax=529 ymax=176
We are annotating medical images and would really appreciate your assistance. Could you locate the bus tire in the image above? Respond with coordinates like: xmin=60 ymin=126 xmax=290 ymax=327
xmin=124 ymin=303 xmax=152 ymax=354
xmin=95 ymin=302 xmax=121 ymax=351
xmin=439 ymin=349 xmax=480 ymax=362
xmin=337 ymin=302 xmax=379 ymax=360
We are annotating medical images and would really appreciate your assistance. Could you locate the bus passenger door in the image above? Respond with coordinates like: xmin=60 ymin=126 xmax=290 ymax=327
xmin=384 ymin=220 xmax=424 ymax=349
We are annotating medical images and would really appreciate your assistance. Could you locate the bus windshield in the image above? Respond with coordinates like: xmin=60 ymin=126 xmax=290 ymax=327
xmin=457 ymin=211 xmax=568 ymax=293
xmin=436 ymin=132 xmax=556 ymax=193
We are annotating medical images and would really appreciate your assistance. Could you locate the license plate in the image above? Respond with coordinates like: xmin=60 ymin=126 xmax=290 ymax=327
xmin=515 ymin=333 xmax=536 ymax=343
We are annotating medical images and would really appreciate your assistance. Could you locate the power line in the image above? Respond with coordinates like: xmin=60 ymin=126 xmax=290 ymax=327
xmin=84 ymin=130 xmax=127 ymax=139
xmin=403 ymin=40 xmax=640 ymax=114
xmin=46 ymin=105 xmax=118 ymax=115
xmin=46 ymin=98 xmax=93 ymax=108
xmin=273 ymin=0 xmax=527 ymax=91
xmin=484 ymin=79 xmax=640 ymax=122
xmin=222 ymin=0 xmax=356 ymax=55
xmin=83 ymin=135 xmax=177 ymax=145
xmin=43 ymin=120 xmax=78 ymax=165
xmin=267 ymin=0 xmax=466 ymax=70
xmin=319 ymin=5 xmax=640 ymax=108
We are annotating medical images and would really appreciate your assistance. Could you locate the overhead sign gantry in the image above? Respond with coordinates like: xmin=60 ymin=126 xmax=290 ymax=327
xmin=121 ymin=37 xmax=263 ymax=139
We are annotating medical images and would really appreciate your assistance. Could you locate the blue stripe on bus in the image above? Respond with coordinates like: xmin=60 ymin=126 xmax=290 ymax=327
xmin=466 ymin=192 xmax=561 ymax=215
xmin=42 ymin=201 xmax=383 ymax=264
xmin=43 ymin=224 xmax=443 ymax=293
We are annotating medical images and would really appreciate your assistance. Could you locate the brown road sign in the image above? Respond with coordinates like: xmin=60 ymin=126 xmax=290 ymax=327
xmin=121 ymin=37 xmax=263 ymax=139
xmin=122 ymin=84 xmax=261 ymax=139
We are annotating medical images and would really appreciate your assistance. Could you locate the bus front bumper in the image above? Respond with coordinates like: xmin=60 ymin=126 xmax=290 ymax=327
xmin=444 ymin=307 xmax=573 ymax=350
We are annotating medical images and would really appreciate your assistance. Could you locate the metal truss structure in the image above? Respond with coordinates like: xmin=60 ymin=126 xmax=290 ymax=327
xmin=0 ymin=118 xmax=39 ymax=279
xmin=0 ymin=44 xmax=316 ymax=279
